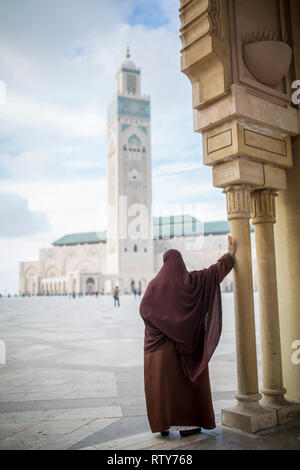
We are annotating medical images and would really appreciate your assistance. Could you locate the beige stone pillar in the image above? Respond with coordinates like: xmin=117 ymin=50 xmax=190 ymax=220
xmin=251 ymin=191 xmax=286 ymax=404
xmin=221 ymin=185 xmax=277 ymax=433
xmin=273 ymin=0 xmax=300 ymax=413
xmin=252 ymin=189 xmax=300 ymax=423
xmin=274 ymin=141 xmax=300 ymax=412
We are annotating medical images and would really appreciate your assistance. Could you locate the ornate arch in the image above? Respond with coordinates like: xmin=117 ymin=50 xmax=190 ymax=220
xmin=25 ymin=266 xmax=38 ymax=280
xmin=128 ymin=134 xmax=141 ymax=145
xmin=45 ymin=265 xmax=59 ymax=278
xmin=74 ymin=260 xmax=97 ymax=273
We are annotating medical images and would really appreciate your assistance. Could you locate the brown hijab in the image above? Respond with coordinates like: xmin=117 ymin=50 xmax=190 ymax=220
xmin=139 ymin=249 xmax=222 ymax=383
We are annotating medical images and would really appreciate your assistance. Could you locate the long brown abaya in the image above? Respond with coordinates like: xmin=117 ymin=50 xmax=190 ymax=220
xmin=139 ymin=250 xmax=234 ymax=432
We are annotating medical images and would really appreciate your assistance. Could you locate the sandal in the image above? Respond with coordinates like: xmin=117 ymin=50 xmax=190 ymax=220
xmin=160 ymin=430 xmax=169 ymax=436
xmin=180 ymin=427 xmax=201 ymax=437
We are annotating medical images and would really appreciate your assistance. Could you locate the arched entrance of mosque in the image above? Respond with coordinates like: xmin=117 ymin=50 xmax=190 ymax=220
xmin=86 ymin=277 xmax=95 ymax=294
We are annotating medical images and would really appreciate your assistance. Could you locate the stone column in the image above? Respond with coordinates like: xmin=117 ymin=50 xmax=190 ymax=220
xmin=252 ymin=191 xmax=286 ymax=405
xmin=273 ymin=0 xmax=300 ymax=413
xmin=221 ymin=185 xmax=277 ymax=433
xmin=252 ymin=190 xmax=300 ymax=423
xmin=274 ymin=146 xmax=300 ymax=414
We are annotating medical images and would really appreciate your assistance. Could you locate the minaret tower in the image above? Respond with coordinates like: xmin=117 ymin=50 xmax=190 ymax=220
xmin=106 ymin=49 xmax=154 ymax=290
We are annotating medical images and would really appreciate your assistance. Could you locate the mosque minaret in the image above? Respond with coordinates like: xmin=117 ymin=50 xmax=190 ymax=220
xmin=106 ymin=47 xmax=154 ymax=284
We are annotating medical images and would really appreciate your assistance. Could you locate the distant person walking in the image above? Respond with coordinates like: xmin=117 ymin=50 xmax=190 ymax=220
xmin=139 ymin=235 xmax=236 ymax=437
xmin=137 ymin=287 xmax=142 ymax=298
xmin=133 ymin=288 xmax=137 ymax=299
xmin=113 ymin=286 xmax=120 ymax=307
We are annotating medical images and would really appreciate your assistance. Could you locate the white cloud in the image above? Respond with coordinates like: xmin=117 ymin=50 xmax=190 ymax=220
xmin=0 ymin=92 xmax=105 ymax=138
xmin=153 ymin=160 xmax=204 ymax=177
xmin=1 ymin=149 xmax=62 ymax=180
xmin=0 ymin=177 xmax=108 ymax=233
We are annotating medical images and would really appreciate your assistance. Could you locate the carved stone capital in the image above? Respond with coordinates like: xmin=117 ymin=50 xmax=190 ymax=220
xmin=251 ymin=190 xmax=277 ymax=224
xmin=223 ymin=185 xmax=252 ymax=220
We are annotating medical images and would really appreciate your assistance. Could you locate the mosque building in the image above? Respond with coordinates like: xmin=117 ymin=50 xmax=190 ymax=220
xmin=19 ymin=51 xmax=257 ymax=296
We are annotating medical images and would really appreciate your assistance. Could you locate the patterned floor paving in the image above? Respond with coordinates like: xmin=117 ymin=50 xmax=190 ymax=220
xmin=0 ymin=294 xmax=299 ymax=450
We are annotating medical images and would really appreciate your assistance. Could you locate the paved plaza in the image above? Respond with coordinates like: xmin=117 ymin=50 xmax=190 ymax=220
xmin=0 ymin=293 xmax=299 ymax=450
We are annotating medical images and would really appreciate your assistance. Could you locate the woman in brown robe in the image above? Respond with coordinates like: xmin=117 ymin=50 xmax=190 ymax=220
xmin=139 ymin=235 xmax=235 ymax=436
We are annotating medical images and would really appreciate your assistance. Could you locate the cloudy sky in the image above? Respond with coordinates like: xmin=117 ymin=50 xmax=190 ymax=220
xmin=0 ymin=0 xmax=226 ymax=294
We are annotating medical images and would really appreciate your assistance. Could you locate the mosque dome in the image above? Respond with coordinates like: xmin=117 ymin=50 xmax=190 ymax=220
xmin=121 ymin=59 xmax=137 ymax=69
xmin=121 ymin=47 xmax=137 ymax=70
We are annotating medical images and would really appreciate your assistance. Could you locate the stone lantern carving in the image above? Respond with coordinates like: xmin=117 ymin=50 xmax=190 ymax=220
xmin=243 ymin=31 xmax=292 ymax=87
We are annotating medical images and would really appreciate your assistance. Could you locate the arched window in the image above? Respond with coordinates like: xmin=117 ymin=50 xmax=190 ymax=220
xmin=126 ymin=73 xmax=137 ymax=94
xmin=134 ymin=245 xmax=138 ymax=252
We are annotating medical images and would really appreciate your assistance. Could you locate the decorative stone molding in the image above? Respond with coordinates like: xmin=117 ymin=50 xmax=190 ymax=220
xmin=193 ymin=84 xmax=299 ymax=136
xmin=203 ymin=119 xmax=293 ymax=169
xmin=208 ymin=0 xmax=221 ymax=39
xmin=235 ymin=392 xmax=262 ymax=403
xmin=179 ymin=0 xmax=231 ymax=108
xmin=212 ymin=158 xmax=288 ymax=191
xmin=263 ymin=166 xmax=287 ymax=191
xmin=223 ymin=185 xmax=252 ymax=220
xmin=261 ymin=387 xmax=287 ymax=398
xmin=251 ymin=190 xmax=277 ymax=224
xmin=213 ymin=158 xmax=264 ymax=188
